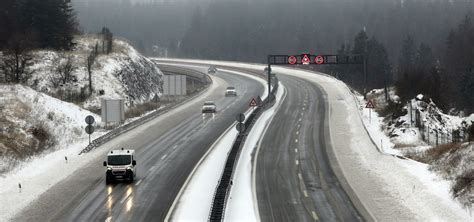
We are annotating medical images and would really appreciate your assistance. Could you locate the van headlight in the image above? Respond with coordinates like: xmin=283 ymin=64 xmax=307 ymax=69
xmin=107 ymin=167 xmax=112 ymax=171
xmin=126 ymin=166 xmax=132 ymax=171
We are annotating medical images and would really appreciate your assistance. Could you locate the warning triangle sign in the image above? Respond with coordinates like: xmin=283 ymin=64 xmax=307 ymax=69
xmin=249 ymin=98 xmax=258 ymax=107
xmin=302 ymin=54 xmax=310 ymax=65
xmin=365 ymin=100 xmax=375 ymax=109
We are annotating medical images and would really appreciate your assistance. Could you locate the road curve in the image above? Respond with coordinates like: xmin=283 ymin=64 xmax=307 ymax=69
xmin=254 ymin=74 xmax=363 ymax=222
xmin=14 ymin=66 xmax=264 ymax=221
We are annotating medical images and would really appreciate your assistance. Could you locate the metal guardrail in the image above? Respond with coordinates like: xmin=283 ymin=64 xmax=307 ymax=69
xmin=208 ymin=76 xmax=279 ymax=221
xmin=79 ymin=66 xmax=212 ymax=155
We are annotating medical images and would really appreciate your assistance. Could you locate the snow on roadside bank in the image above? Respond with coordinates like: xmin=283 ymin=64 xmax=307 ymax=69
xmin=0 ymin=84 xmax=106 ymax=220
xmin=225 ymin=82 xmax=285 ymax=221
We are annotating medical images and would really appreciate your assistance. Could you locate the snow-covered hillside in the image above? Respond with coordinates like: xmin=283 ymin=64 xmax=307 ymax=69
xmin=0 ymin=84 xmax=103 ymax=174
xmin=363 ymin=88 xmax=474 ymax=209
xmin=1 ymin=35 xmax=164 ymax=174
xmin=28 ymin=35 xmax=163 ymax=110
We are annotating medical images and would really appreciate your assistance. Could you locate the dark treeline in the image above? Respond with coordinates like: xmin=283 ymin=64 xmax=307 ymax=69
xmin=0 ymin=0 xmax=78 ymax=83
xmin=176 ymin=0 xmax=474 ymax=112
xmin=0 ymin=0 xmax=78 ymax=51
xmin=395 ymin=15 xmax=474 ymax=113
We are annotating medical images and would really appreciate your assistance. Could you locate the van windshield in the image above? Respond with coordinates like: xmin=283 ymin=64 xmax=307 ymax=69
xmin=108 ymin=155 xmax=132 ymax=165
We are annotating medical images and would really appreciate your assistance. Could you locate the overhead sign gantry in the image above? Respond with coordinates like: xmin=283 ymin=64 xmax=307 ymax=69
xmin=266 ymin=53 xmax=366 ymax=96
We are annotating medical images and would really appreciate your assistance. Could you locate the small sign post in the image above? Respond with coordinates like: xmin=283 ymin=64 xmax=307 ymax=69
xmin=249 ymin=98 xmax=258 ymax=111
xmin=236 ymin=113 xmax=246 ymax=134
xmin=365 ymin=100 xmax=375 ymax=123
xmin=85 ymin=115 xmax=95 ymax=144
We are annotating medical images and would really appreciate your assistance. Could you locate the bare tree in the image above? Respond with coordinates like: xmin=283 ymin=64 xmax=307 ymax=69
xmin=0 ymin=34 xmax=34 ymax=83
xmin=54 ymin=52 xmax=76 ymax=85
xmin=86 ymin=49 xmax=97 ymax=93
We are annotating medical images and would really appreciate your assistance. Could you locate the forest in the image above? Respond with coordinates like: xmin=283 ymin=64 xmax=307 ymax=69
xmin=5 ymin=0 xmax=474 ymax=113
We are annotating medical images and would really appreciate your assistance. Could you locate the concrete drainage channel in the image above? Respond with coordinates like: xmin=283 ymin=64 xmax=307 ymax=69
xmin=208 ymin=77 xmax=280 ymax=221
xmin=79 ymin=65 xmax=212 ymax=155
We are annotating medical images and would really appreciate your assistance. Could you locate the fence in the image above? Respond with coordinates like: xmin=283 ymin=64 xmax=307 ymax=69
xmin=412 ymin=104 xmax=470 ymax=146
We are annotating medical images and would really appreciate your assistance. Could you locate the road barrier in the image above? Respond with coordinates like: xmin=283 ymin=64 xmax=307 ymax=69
xmin=208 ymin=75 xmax=279 ymax=221
xmin=79 ymin=66 xmax=211 ymax=155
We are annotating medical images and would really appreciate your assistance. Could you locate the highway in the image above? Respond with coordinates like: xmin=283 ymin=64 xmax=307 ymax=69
xmin=13 ymin=66 xmax=264 ymax=221
xmin=255 ymin=74 xmax=362 ymax=221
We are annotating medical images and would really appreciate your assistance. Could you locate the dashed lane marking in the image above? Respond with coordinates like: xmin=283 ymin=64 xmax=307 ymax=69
xmin=148 ymin=166 xmax=156 ymax=172
xmin=295 ymin=148 xmax=298 ymax=153
xmin=296 ymin=131 xmax=299 ymax=135
xmin=161 ymin=154 xmax=168 ymax=160
xmin=295 ymin=139 xmax=298 ymax=143
xmin=311 ymin=211 xmax=319 ymax=221
xmin=303 ymin=190 xmax=309 ymax=197
xmin=135 ymin=180 xmax=142 ymax=186
xmin=296 ymin=160 xmax=299 ymax=166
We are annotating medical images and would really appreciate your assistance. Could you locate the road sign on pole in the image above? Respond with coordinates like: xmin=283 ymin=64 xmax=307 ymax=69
xmin=257 ymin=96 xmax=263 ymax=106
xmin=236 ymin=113 xmax=245 ymax=123
xmin=85 ymin=115 xmax=95 ymax=125
xmin=236 ymin=122 xmax=246 ymax=134
xmin=365 ymin=100 xmax=375 ymax=109
xmin=249 ymin=98 xmax=258 ymax=107
xmin=85 ymin=125 xmax=95 ymax=144
xmin=365 ymin=100 xmax=375 ymax=123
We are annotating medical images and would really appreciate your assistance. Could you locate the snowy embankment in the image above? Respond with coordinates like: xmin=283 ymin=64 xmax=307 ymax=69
xmin=0 ymin=84 xmax=104 ymax=220
xmin=156 ymin=58 xmax=472 ymax=220
xmin=166 ymin=66 xmax=278 ymax=221
xmin=1 ymin=36 xmax=164 ymax=174
xmin=0 ymin=36 xmax=165 ymax=220
xmin=29 ymin=35 xmax=163 ymax=110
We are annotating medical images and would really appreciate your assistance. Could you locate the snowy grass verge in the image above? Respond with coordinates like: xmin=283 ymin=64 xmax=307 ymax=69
xmin=225 ymin=82 xmax=285 ymax=221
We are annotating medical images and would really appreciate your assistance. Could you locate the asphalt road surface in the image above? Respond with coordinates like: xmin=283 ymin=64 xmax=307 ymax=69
xmin=255 ymin=75 xmax=362 ymax=222
xmin=14 ymin=66 xmax=264 ymax=221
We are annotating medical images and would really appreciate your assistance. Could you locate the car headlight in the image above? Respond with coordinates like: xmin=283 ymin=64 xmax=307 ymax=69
xmin=126 ymin=166 xmax=132 ymax=171
xmin=107 ymin=167 xmax=112 ymax=171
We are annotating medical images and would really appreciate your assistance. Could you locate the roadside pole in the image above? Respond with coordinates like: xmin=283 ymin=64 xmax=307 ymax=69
xmin=366 ymin=100 xmax=375 ymax=124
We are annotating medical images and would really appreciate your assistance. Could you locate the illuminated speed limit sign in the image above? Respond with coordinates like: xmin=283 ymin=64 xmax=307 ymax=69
xmin=315 ymin=55 xmax=324 ymax=64
xmin=288 ymin=55 xmax=297 ymax=65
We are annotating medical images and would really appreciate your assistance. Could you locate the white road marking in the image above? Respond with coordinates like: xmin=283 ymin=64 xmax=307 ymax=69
xmin=135 ymin=180 xmax=142 ymax=186
xmin=296 ymin=131 xmax=299 ymax=135
xmin=295 ymin=148 xmax=298 ymax=153
xmin=161 ymin=154 xmax=168 ymax=160
xmin=298 ymin=118 xmax=302 ymax=122
xmin=311 ymin=211 xmax=319 ymax=220
xmin=298 ymin=173 xmax=303 ymax=180
xmin=172 ymin=145 xmax=178 ymax=150
xmin=303 ymin=190 xmax=308 ymax=197
xmin=295 ymin=139 xmax=298 ymax=143
xmin=296 ymin=160 xmax=299 ymax=165
xmin=105 ymin=217 xmax=112 ymax=222
xmin=148 ymin=166 xmax=156 ymax=172
xmin=297 ymin=124 xmax=301 ymax=128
